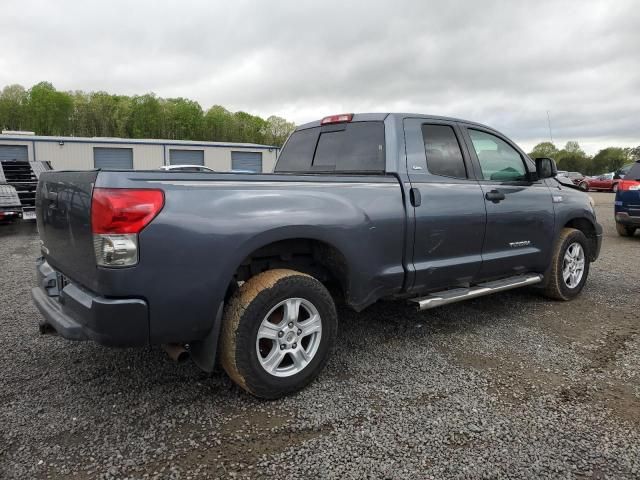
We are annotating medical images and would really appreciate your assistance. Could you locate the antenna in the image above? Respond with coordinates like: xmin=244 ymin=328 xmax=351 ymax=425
xmin=546 ymin=110 xmax=554 ymax=145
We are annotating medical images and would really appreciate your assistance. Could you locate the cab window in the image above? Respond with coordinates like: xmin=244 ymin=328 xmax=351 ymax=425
xmin=469 ymin=129 xmax=527 ymax=182
xmin=421 ymin=124 xmax=467 ymax=178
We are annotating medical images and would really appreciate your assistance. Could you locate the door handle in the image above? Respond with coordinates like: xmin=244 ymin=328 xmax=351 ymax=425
xmin=410 ymin=187 xmax=421 ymax=207
xmin=485 ymin=190 xmax=505 ymax=203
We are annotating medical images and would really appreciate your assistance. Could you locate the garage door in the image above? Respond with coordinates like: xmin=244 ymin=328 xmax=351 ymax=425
xmin=231 ymin=151 xmax=262 ymax=173
xmin=0 ymin=145 xmax=29 ymax=161
xmin=94 ymin=147 xmax=133 ymax=169
xmin=169 ymin=149 xmax=204 ymax=166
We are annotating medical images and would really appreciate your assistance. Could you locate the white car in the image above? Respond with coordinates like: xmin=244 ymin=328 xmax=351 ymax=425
xmin=159 ymin=165 xmax=215 ymax=172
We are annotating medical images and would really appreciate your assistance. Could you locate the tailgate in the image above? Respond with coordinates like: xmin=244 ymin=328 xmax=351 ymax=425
xmin=36 ymin=170 xmax=98 ymax=287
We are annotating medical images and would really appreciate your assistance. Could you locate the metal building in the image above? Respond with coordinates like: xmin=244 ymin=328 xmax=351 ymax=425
xmin=0 ymin=133 xmax=279 ymax=172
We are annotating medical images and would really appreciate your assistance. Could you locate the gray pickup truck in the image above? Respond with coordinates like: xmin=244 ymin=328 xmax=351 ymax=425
xmin=32 ymin=113 xmax=602 ymax=398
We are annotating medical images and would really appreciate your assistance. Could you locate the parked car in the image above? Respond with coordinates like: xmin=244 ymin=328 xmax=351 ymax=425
xmin=614 ymin=160 xmax=640 ymax=236
xmin=31 ymin=113 xmax=602 ymax=398
xmin=0 ymin=184 xmax=22 ymax=222
xmin=159 ymin=165 xmax=216 ymax=172
xmin=579 ymin=172 xmax=621 ymax=192
xmin=614 ymin=163 xmax=634 ymax=180
xmin=565 ymin=171 xmax=585 ymax=185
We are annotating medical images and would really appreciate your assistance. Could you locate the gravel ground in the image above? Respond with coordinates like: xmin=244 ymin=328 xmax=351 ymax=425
xmin=1 ymin=192 xmax=638 ymax=479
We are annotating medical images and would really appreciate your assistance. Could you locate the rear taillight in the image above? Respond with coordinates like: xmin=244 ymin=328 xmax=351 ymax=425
xmin=320 ymin=113 xmax=353 ymax=125
xmin=91 ymin=188 xmax=164 ymax=267
xmin=618 ymin=180 xmax=640 ymax=191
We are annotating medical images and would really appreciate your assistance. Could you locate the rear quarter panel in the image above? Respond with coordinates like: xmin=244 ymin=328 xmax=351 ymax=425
xmin=94 ymin=171 xmax=407 ymax=344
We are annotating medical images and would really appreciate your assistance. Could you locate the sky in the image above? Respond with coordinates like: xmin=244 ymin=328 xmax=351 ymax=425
xmin=1 ymin=0 xmax=639 ymax=154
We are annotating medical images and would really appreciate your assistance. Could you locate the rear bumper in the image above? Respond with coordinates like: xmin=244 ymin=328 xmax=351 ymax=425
xmin=615 ymin=211 xmax=640 ymax=226
xmin=32 ymin=259 xmax=149 ymax=347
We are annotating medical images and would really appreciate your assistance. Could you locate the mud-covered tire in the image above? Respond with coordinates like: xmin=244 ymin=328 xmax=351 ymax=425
xmin=220 ymin=269 xmax=337 ymax=399
xmin=542 ymin=228 xmax=590 ymax=301
xmin=615 ymin=222 xmax=636 ymax=237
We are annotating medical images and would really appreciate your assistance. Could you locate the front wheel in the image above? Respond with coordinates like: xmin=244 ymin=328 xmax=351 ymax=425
xmin=579 ymin=182 xmax=589 ymax=191
xmin=220 ymin=269 xmax=337 ymax=399
xmin=543 ymin=228 xmax=590 ymax=301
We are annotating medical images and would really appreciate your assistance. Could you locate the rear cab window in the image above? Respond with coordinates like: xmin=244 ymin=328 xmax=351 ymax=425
xmin=275 ymin=122 xmax=385 ymax=173
xmin=421 ymin=124 xmax=467 ymax=178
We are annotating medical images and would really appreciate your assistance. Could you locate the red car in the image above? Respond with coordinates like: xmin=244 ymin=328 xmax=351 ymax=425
xmin=580 ymin=173 xmax=620 ymax=192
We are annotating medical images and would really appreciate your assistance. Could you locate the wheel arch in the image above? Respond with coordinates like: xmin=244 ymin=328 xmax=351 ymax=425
xmin=192 ymin=229 xmax=352 ymax=374
xmin=563 ymin=216 xmax=599 ymax=260
xmin=225 ymin=228 xmax=352 ymax=305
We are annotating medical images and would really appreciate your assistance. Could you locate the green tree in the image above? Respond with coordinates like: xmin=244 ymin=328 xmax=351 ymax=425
xmin=0 ymin=84 xmax=27 ymax=131
xmin=555 ymin=141 xmax=590 ymax=173
xmin=25 ymin=82 xmax=73 ymax=135
xmin=265 ymin=115 xmax=295 ymax=146
xmin=1 ymin=81 xmax=295 ymax=144
xmin=112 ymin=95 xmax=132 ymax=137
xmin=624 ymin=146 xmax=640 ymax=162
xmin=128 ymin=93 xmax=162 ymax=138
xmin=528 ymin=141 xmax=559 ymax=159
xmin=162 ymin=98 xmax=203 ymax=140
xmin=592 ymin=147 xmax=629 ymax=174
xmin=69 ymin=90 xmax=93 ymax=136
xmin=204 ymin=105 xmax=233 ymax=141
xmin=232 ymin=111 xmax=267 ymax=143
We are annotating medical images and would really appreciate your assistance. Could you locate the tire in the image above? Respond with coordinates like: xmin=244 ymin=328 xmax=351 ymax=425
xmin=612 ymin=183 xmax=619 ymax=193
xmin=616 ymin=222 xmax=636 ymax=237
xmin=579 ymin=182 xmax=589 ymax=191
xmin=220 ymin=269 xmax=337 ymax=399
xmin=543 ymin=228 xmax=590 ymax=301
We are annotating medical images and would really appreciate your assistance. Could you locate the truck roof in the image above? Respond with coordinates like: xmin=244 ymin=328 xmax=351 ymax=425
xmin=296 ymin=113 xmax=492 ymax=131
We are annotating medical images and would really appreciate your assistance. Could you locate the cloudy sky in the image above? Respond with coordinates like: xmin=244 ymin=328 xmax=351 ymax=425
xmin=1 ymin=0 xmax=638 ymax=153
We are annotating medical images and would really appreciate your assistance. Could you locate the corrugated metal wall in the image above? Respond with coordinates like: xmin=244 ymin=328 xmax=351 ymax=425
xmin=170 ymin=149 xmax=205 ymax=166
xmin=0 ymin=138 xmax=278 ymax=172
xmin=94 ymin=147 xmax=134 ymax=169
xmin=231 ymin=151 xmax=263 ymax=172
xmin=0 ymin=145 xmax=29 ymax=161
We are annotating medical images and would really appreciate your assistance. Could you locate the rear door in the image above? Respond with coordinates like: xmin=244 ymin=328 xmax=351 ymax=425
xmin=404 ymin=118 xmax=486 ymax=293
xmin=460 ymin=125 xmax=555 ymax=278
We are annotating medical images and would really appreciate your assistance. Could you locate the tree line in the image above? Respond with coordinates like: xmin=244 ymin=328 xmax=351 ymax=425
xmin=529 ymin=141 xmax=639 ymax=176
xmin=0 ymin=82 xmax=296 ymax=146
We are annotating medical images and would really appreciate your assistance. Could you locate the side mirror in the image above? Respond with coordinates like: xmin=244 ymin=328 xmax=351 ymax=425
xmin=535 ymin=157 xmax=557 ymax=179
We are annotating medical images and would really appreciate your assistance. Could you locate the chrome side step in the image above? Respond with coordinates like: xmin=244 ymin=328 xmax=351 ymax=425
xmin=409 ymin=273 xmax=543 ymax=311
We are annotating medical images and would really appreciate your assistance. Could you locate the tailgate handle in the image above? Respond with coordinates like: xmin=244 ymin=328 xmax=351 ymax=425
xmin=45 ymin=191 xmax=58 ymax=202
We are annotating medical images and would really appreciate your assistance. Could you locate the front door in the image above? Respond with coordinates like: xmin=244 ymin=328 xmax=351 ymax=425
xmin=404 ymin=118 xmax=487 ymax=293
xmin=460 ymin=125 xmax=555 ymax=279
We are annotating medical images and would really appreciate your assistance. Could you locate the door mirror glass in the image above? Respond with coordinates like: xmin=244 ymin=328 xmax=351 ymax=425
xmin=535 ymin=157 xmax=557 ymax=179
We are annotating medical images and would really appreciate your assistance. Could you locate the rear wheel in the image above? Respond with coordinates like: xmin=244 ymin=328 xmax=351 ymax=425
xmin=616 ymin=222 xmax=636 ymax=237
xmin=543 ymin=228 xmax=590 ymax=301
xmin=220 ymin=269 xmax=337 ymax=399
xmin=612 ymin=183 xmax=619 ymax=193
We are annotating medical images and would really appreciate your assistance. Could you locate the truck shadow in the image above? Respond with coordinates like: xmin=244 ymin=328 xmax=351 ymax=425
xmin=25 ymin=286 xmax=547 ymax=407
